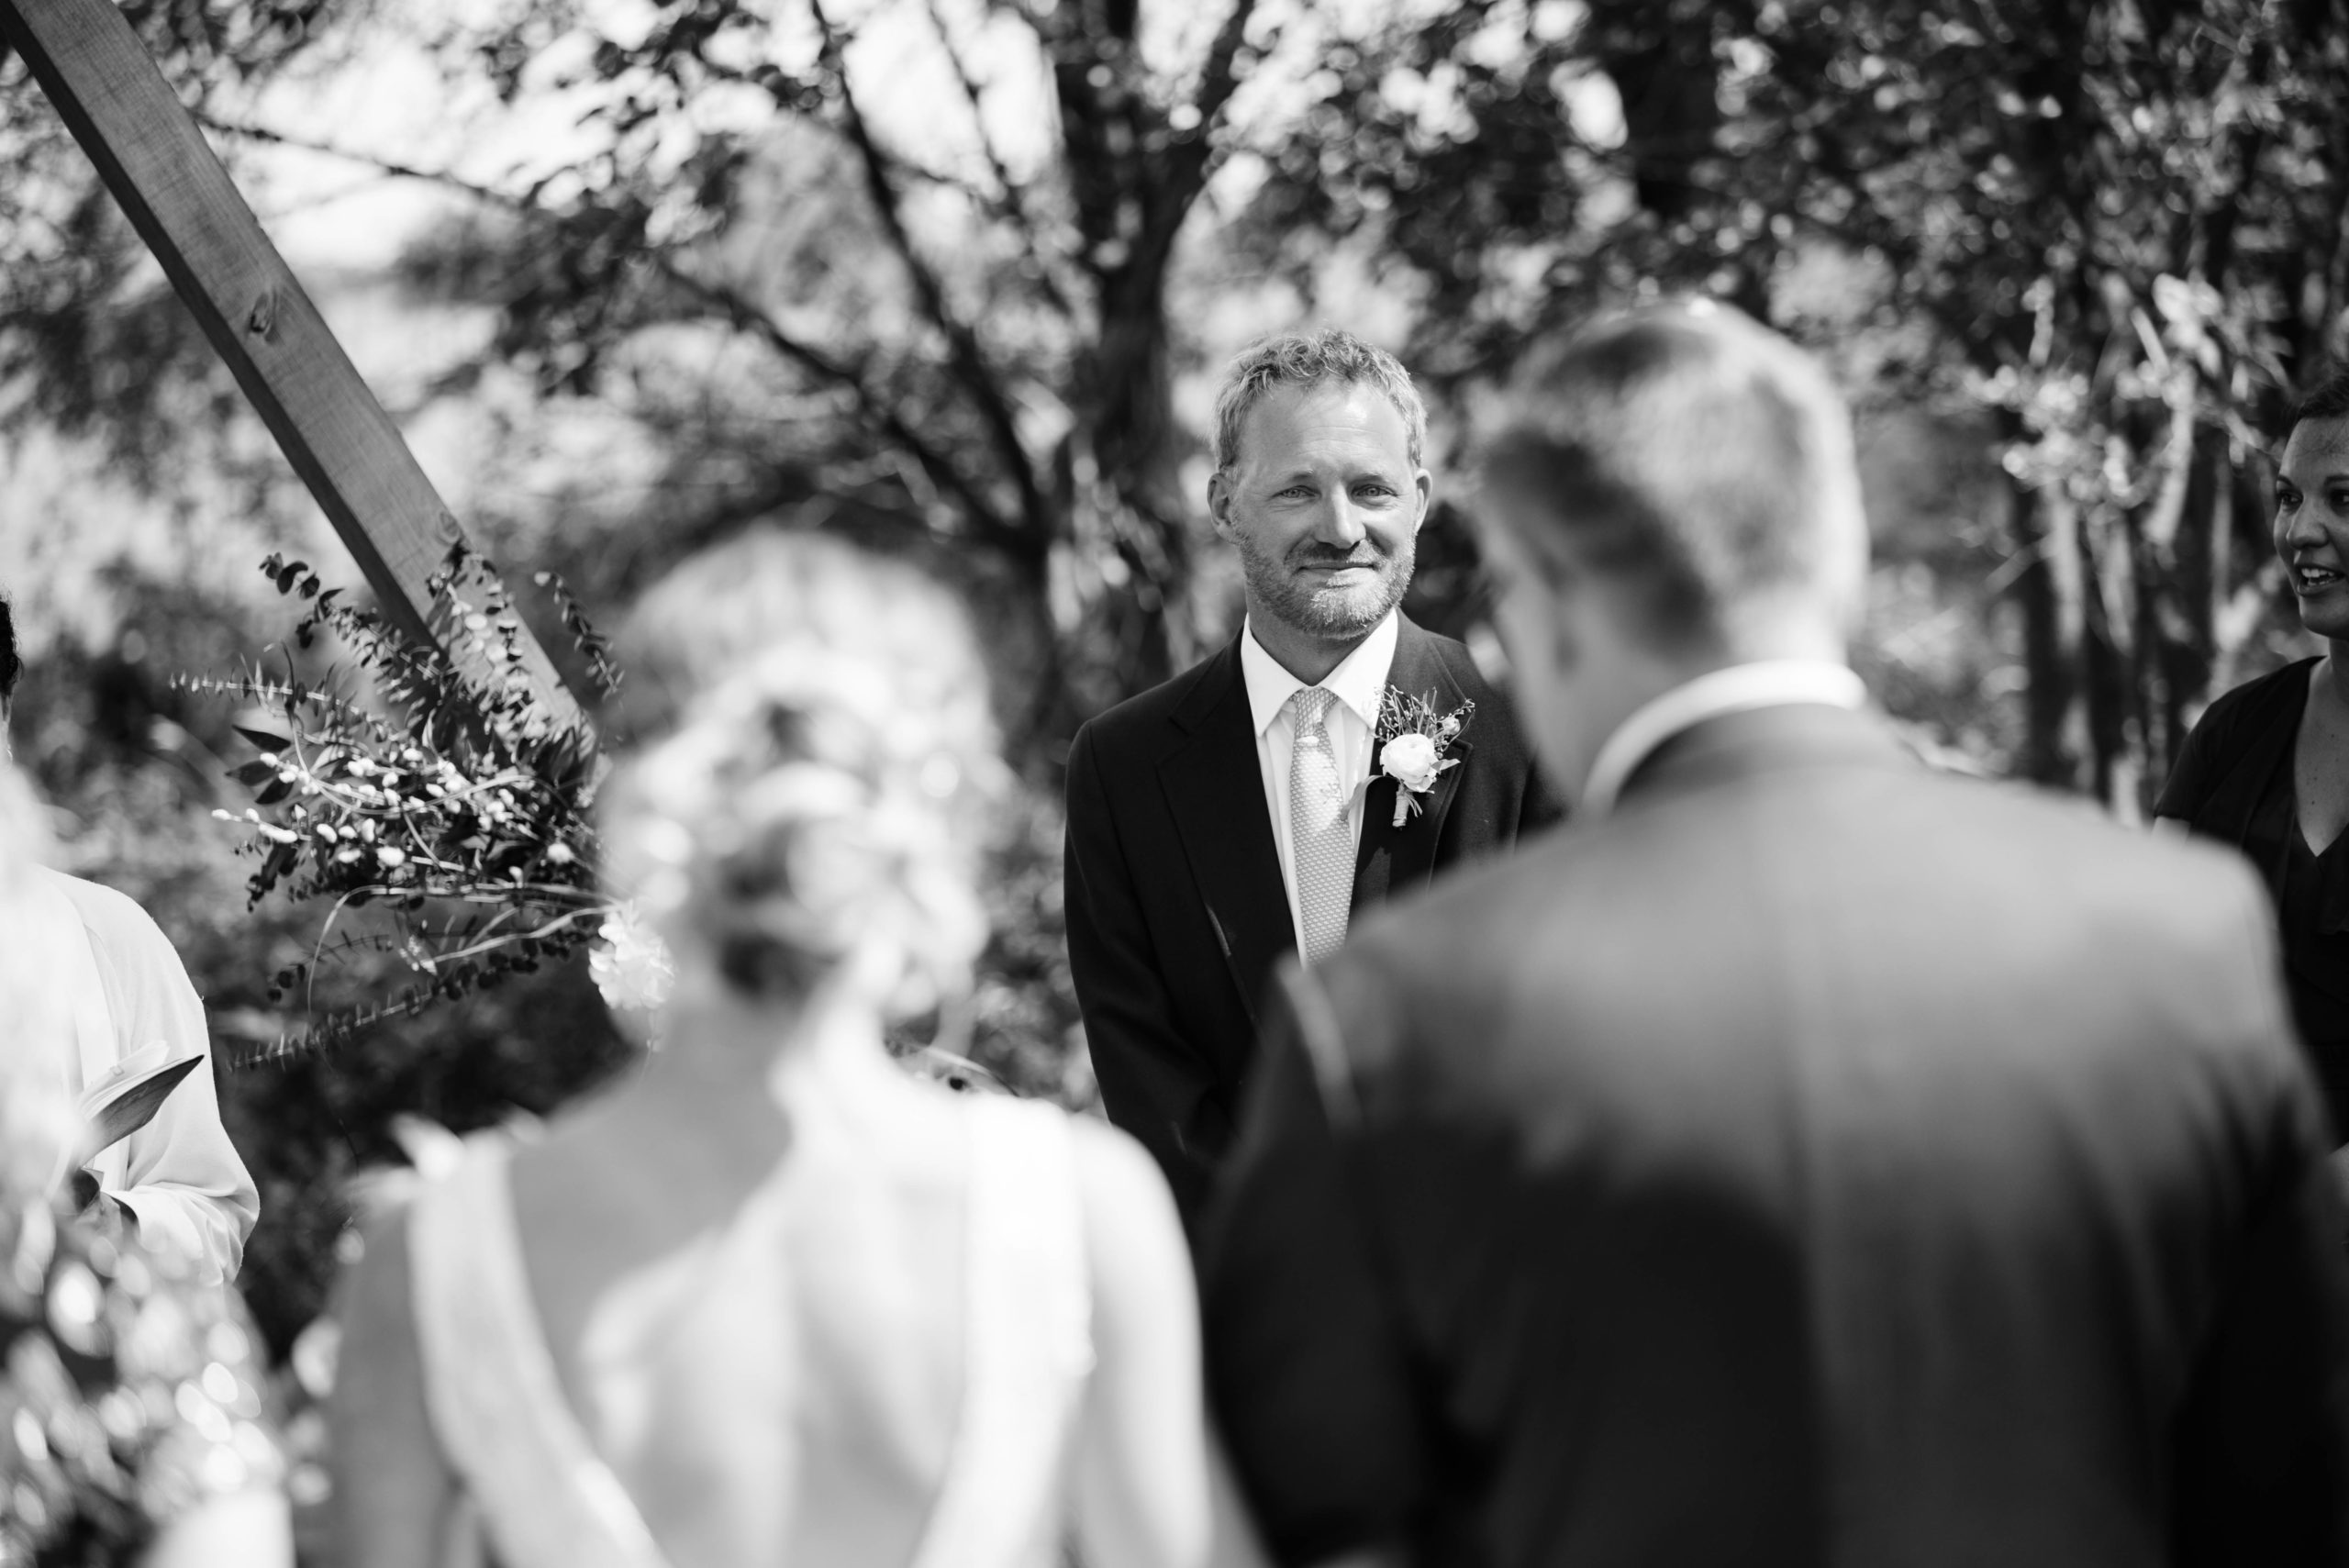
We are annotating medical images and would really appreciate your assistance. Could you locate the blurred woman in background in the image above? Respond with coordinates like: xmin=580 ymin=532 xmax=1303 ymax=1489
xmin=328 ymin=532 xmax=1236 ymax=1568
xmin=0 ymin=761 xmax=290 ymax=1566
xmin=2158 ymin=370 xmax=2349 ymax=1139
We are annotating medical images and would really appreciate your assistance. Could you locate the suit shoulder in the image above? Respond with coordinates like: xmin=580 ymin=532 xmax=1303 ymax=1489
xmin=1072 ymin=648 xmax=1229 ymax=755
xmin=1347 ymin=828 xmax=1572 ymax=959
xmin=1393 ymin=623 xmax=1536 ymax=759
xmin=1426 ymin=626 xmax=1493 ymax=690
xmin=1834 ymin=771 xmax=2295 ymax=1053
xmin=1313 ymin=833 xmax=1575 ymax=1048
xmin=1993 ymin=775 xmax=2277 ymax=931
xmin=1341 ymin=766 xmax=2277 ymax=1009
xmin=1392 ymin=622 xmax=1492 ymax=703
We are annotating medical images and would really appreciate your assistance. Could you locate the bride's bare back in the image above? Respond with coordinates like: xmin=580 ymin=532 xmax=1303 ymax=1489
xmin=507 ymin=1037 xmax=974 ymax=1568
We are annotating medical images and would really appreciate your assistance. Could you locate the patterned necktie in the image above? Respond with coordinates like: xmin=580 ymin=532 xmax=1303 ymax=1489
xmin=1288 ymin=686 xmax=1353 ymax=966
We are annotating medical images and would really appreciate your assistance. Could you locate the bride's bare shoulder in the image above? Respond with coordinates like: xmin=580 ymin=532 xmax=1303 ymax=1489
xmin=1066 ymin=1116 xmax=1189 ymax=1291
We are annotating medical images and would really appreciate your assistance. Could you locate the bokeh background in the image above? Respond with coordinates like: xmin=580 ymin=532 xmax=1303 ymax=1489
xmin=2 ymin=0 xmax=2343 ymax=1541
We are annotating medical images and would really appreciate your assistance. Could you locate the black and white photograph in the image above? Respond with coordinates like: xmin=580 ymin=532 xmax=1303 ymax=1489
xmin=2 ymin=0 xmax=2347 ymax=1562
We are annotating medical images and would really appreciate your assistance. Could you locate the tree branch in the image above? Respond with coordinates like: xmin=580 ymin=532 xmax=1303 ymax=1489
xmin=651 ymin=259 xmax=1035 ymax=557
xmin=1128 ymin=0 xmax=1262 ymax=281
xmin=920 ymin=0 xmax=1081 ymax=318
xmin=1189 ymin=0 xmax=1261 ymax=143
xmin=193 ymin=112 xmax=1034 ymax=559
xmin=810 ymin=0 xmax=1053 ymax=544
xmin=195 ymin=112 xmax=515 ymax=207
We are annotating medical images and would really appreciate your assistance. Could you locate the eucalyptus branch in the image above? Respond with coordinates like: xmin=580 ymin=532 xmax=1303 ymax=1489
xmin=429 ymin=906 xmax=607 ymax=969
xmin=201 ymin=548 xmax=616 ymax=1059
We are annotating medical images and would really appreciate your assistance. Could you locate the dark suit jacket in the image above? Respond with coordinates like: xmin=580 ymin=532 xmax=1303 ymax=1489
xmin=1064 ymin=616 xmax=1554 ymax=1220
xmin=1203 ymin=703 xmax=2349 ymax=1568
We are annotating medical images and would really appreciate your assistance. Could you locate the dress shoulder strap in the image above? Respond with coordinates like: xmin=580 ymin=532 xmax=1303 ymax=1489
xmin=907 ymin=1095 xmax=1096 ymax=1568
xmin=408 ymin=1133 xmax=674 ymax=1568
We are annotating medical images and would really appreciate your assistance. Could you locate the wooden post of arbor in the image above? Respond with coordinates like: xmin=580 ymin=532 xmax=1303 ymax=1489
xmin=0 ymin=0 xmax=588 ymax=735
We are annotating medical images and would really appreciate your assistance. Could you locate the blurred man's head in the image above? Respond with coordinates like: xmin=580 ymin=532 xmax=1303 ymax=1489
xmin=1475 ymin=302 xmax=1868 ymax=802
xmin=1209 ymin=329 xmax=1432 ymax=680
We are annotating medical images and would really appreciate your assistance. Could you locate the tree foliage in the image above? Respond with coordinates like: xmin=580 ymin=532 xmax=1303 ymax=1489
xmin=1227 ymin=0 xmax=2347 ymax=806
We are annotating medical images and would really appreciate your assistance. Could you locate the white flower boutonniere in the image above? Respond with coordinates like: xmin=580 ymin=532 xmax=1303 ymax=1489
xmin=1375 ymin=687 xmax=1475 ymax=828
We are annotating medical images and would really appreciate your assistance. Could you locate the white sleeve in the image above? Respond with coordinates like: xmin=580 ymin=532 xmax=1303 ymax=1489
xmin=84 ymin=898 xmax=260 ymax=1283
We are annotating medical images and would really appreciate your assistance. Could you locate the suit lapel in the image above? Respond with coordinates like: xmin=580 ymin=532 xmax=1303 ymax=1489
xmin=1353 ymin=618 xmax=1472 ymax=909
xmin=1159 ymin=638 xmax=1295 ymax=1024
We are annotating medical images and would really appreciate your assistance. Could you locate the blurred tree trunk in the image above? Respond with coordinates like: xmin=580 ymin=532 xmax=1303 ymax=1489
xmin=2010 ymin=476 xmax=2086 ymax=787
xmin=1031 ymin=0 xmax=1258 ymax=727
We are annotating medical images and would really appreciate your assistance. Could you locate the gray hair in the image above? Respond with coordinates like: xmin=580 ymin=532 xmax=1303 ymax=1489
xmin=1212 ymin=328 xmax=1429 ymax=475
xmin=1477 ymin=302 xmax=1867 ymax=651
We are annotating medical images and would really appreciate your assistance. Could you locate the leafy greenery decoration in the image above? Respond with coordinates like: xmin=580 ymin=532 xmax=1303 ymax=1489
xmin=176 ymin=544 xmax=617 ymax=1062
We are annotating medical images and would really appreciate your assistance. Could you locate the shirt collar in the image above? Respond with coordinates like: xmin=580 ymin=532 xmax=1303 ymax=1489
xmin=1580 ymin=660 xmax=1867 ymax=820
xmin=1240 ymin=609 xmax=1401 ymax=738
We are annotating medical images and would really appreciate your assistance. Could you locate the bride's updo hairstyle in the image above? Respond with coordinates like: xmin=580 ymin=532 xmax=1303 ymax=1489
xmin=603 ymin=530 xmax=1001 ymax=1018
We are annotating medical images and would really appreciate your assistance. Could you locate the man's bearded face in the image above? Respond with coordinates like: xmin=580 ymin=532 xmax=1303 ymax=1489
xmin=1215 ymin=380 xmax=1426 ymax=644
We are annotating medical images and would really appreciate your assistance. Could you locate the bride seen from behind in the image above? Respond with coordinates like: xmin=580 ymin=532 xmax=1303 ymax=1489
xmin=328 ymin=531 xmax=1232 ymax=1568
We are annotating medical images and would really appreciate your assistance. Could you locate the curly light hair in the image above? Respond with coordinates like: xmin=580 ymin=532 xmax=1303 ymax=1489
xmin=1211 ymin=328 xmax=1429 ymax=476
xmin=609 ymin=529 xmax=985 ymax=750
xmin=602 ymin=533 xmax=1001 ymax=1022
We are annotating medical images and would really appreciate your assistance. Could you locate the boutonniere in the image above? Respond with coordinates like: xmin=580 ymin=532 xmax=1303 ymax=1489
xmin=1374 ymin=687 xmax=1474 ymax=828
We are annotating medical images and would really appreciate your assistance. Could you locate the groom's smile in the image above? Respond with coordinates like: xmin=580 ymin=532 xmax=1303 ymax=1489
xmin=1294 ymin=547 xmax=1384 ymax=581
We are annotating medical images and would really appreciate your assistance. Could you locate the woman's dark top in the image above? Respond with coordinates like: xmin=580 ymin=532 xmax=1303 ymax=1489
xmin=2156 ymin=656 xmax=2349 ymax=1138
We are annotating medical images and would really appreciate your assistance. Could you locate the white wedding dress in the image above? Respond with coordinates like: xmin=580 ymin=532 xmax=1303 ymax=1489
xmin=403 ymin=1092 xmax=1095 ymax=1568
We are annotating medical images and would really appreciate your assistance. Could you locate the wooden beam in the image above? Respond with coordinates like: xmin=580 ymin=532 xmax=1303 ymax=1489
xmin=0 ymin=0 xmax=589 ymax=736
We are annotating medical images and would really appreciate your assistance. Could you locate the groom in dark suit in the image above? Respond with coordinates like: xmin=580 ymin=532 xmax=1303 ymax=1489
xmin=1065 ymin=329 xmax=1553 ymax=1220
xmin=1203 ymin=305 xmax=2349 ymax=1566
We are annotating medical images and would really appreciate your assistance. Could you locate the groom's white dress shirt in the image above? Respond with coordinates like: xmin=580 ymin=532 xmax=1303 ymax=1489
xmin=34 ymin=867 xmax=260 ymax=1283
xmin=1241 ymin=609 xmax=1399 ymax=958
xmin=1580 ymin=659 xmax=1869 ymax=820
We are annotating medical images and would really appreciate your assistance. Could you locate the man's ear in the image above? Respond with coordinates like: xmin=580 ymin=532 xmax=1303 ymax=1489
xmin=1411 ymin=468 xmax=1434 ymax=534
xmin=1208 ymin=469 xmax=1237 ymax=543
